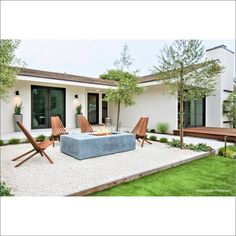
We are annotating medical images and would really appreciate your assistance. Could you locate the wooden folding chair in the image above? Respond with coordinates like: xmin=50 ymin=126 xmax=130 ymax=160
xmin=79 ymin=115 xmax=94 ymax=133
xmin=12 ymin=122 xmax=53 ymax=167
xmin=51 ymin=116 xmax=68 ymax=146
xmin=132 ymin=117 xmax=152 ymax=147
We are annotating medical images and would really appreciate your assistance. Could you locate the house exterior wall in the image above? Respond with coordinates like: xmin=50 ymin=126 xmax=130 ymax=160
xmin=206 ymin=46 xmax=235 ymax=128
xmin=0 ymin=79 xmax=105 ymax=133
xmin=109 ymin=84 xmax=178 ymax=133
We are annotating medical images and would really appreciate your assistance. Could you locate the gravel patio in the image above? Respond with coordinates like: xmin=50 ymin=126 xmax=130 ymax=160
xmin=0 ymin=141 xmax=209 ymax=196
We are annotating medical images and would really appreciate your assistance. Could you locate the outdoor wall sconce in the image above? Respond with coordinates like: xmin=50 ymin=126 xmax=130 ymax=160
xmin=13 ymin=90 xmax=22 ymax=106
xmin=74 ymin=94 xmax=78 ymax=99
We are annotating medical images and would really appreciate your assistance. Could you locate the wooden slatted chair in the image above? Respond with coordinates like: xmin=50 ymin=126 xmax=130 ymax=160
xmin=79 ymin=115 xmax=94 ymax=133
xmin=12 ymin=122 xmax=53 ymax=167
xmin=132 ymin=117 xmax=152 ymax=147
xmin=51 ymin=116 xmax=68 ymax=146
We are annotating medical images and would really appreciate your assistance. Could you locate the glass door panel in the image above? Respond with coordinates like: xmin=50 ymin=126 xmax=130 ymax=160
xmin=102 ymin=94 xmax=108 ymax=123
xmin=88 ymin=93 xmax=99 ymax=124
xmin=49 ymin=89 xmax=65 ymax=127
xmin=183 ymin=98 xmax=205 ymax=128
xmin=32 ymin=87 xmax=49 ymax=129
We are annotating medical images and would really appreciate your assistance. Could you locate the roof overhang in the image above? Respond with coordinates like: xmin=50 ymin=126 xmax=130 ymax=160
xmin=17 ymin=75 xmax=117 ymax=89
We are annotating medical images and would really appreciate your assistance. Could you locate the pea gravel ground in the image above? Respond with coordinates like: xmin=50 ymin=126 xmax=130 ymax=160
xmin=0 ymin=142 xmax=207 ymax=196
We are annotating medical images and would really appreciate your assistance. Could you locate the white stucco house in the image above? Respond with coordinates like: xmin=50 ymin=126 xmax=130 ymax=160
xmin=0 ymin=45 xmax=235 ymax=134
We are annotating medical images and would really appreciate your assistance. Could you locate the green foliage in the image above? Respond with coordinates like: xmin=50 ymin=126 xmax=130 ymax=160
xmin=0 ymin=181 xmax=13 ymax=196
xmin=76 ymin=104 xmax=82 ymax=114
xmin=156 ymin=122 xmax=169 ymax=134
xmin=100 ymin=69 xmax=127 ymax=81
xmin=8 ymin=138 xmax=20 ymax=144
xmin=0 ymin=40 xmax=24 ymax=99
xmin=0 ymin=139 xmax=4 ymax=146
xmin=101 ymin=69 xmax=144 ymax=131
xmin=168 ymin=139 xmax=182 ymax=148
xmin=113 ymin=43 xmax=133 ymax=71
xmin=102 ymin=70 xmax=143 ymax=106
xmin=36 ymin=134 xmax=46 ymax=142
xmin=159 ymin=137 xmax=168 ymax=143
xmin=149 ymin=135 xmax=157 ymax=141
xmin=187 ymin=143 xmax=212 ymax=152
xmin=218 ymin=145 xmax=236 ymax=159
xmin=14 ymin=102 xmax=23 ymax=115
xmin=168 ymin=139 xmax=212 ymax=152
xmin=153 ymin=40 xmax=223 ymax=101
xmin=149 ymin=129 xmax=156 ymax=133
xmin=223 ymin=90 xmax=236 ymax=128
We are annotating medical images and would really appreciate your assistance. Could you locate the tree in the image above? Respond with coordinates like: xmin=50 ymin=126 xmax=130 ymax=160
xmin=101 ymin=43 xmax=143 ymax=131
xmin=153 ymin=40 xmax=223 ymax=148
xmin=223 ymin=89 xmax=236 ymax=128
xmin=0 ymin=40 xmax=23 ymax=99
xmin=113 ymin=43 xmax=133 ymax=71
xmin=100 ymin=70 xmax=143 ymax=131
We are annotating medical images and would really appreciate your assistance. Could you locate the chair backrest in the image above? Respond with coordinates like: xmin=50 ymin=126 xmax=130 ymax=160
xmin=51 ymin=116 xmax=67 ymax=137
xmin=79 ymin=115 xmax=93 ymax=133
xmin=16 ymin=122 xmax=41 ymax=151
xmin=132 ymin=117 xmax=149 ymax=137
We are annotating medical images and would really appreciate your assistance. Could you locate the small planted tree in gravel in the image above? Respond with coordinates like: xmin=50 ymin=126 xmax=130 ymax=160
xmin=101 ymin=70 xmax=143 ymax=131
xmin=101 ymin=43 xmax=143 ymax=131
xmin=153 ymin=40 xmax=223 ymax=148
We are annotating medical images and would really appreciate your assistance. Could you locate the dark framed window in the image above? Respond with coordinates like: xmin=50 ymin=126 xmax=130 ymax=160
xmin=31 ymin=86 xmax=66 ymax=129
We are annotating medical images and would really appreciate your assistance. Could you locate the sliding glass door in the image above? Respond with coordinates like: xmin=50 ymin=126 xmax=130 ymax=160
xmin=32 ymin=86 xmax=65 ymax=129
xmin=183 ymin=98 xmax=205 ymax=128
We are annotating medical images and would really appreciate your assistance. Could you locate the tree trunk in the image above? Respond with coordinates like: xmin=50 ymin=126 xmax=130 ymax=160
xmin=116 ymin=101 xmax=121 ymax=131
xmin=179 ymin=64 xmax=184 ymax=149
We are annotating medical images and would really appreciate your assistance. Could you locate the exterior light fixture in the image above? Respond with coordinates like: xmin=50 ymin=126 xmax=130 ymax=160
xmin=15 ymin=91 xmax=20 ymax=96
xmin=74 ymin=94 xmax=78 ymax=99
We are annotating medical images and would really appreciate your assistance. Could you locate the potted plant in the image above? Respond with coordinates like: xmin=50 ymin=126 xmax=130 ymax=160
xmin=13 ymin=102 xmax=23 ymax=132
xmin=75 ymin=104 xmax=83 ymax=128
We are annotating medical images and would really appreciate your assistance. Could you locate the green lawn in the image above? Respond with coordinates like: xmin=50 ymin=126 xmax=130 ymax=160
xmin=91 ymin=156 xmax=236 ymax=196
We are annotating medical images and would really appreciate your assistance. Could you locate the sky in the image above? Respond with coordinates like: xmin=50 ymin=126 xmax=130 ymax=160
xmin=15 ymin=40 xmax=235 ymax=78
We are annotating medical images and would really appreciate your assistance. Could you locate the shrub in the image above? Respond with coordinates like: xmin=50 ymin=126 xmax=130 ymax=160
xmin=14 ymin=102 xmax=23 ymax=115
xmin=159 ymin=137 xmax=168 ymax=143
xmin=156 ymin=122 xmax=169 ymax=134
xmin=0 ymin=139 xmax=4 ymax=146
xmin=8 ymin=138 xmax=20 ymax=145
xmin=168 ymin=139 xmax=182 ymax=148
xmin=76 ymin=104 xmax=82 ymax=114
xmin=149 ymin=135 xmax=157 ymax=141
xmin=218 ymin=146 xmax=236 ymax=158
xmin=36 ymin=134 xmax=46 ymax=142
xmin=149 ymin=129 xmax=156 ymax=133
xmin=187 ymin=143 xmax=212 ymax=152
xmin=0 ymin=182 xmax=13 ymax=196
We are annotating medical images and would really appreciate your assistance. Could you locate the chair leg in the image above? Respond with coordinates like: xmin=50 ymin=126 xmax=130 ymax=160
xmin=41 ymin=150 xmax=53 ymax=164
xmin=145 ymin=140 xmax=152 ymax=145
xmin=14 ymin=151 xmax=38 ymax=168
xmin=141 ymin=138 xmax=145 ymax=148
xmin=52 ymin=137 xmax=55 ymax=147
xmin=12 ymin=149 xmax=35 ymax=161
